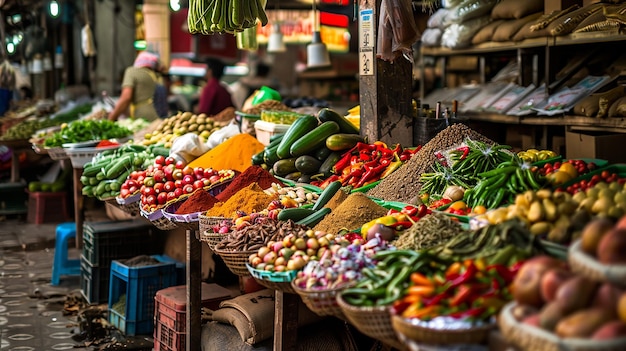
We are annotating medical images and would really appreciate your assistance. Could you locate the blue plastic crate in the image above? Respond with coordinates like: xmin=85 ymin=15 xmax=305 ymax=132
xmin=108 ymin=255 xmax=177 ymax=336
xmin=152 ymin=255 xmax=186 ymax=286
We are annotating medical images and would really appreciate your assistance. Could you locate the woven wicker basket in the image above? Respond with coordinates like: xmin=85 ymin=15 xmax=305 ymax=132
xmin=391 ymin=314 xmax=494 ymax=346
xmin=140 ymin=208 xmax=178 ymax=231
xmin=199 ymin=230 xmax=228 ymax=251
xmin=336 ymin=294 xmax=406 ymax=350
xmin=291 ymin=281 xmax=351 ymax=320
xmin=499 ymin=302 xmax=626 ymax=351
xmin=115 ymin=192 xmax=141 ymax=216
xmin=212 ymin=247 xmax=255 ymax=276
xmin=568 ymin=240 xmax=626 ymax=287
xmin=247 ymin=265 xmax=297 ymax=294
xmin=199 ymin=213 xmax=231 ymax=235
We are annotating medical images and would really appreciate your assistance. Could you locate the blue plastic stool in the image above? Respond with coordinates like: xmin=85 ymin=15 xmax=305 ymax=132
xmin=51 ymin=222 xmax=80 ymax=286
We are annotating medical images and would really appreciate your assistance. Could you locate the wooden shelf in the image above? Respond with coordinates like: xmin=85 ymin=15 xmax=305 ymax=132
xmin=464 ymin=112 xmax=626 ymax=133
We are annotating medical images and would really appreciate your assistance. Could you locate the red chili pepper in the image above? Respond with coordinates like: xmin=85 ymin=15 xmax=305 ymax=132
xmin=356 ymin=142 xmax=376 ymax=152
xmin=457 ymin=146 xmax=470 ymax=160
xmin=448 ymin=307 xmax=486 ymax=319
xmin=319 ymin=175 xmax=340 ymax=189
xmin=359 ymin=152 xmax=371 ymax=161
xmin=423 ymin=291 xmax=448 ymax=307
xmin=96 ymin=140 xmax=119 ymax=148
xmin=401 ymin=205 xmax=418 ymax=217
xmin=449 ymin=284 xmax=474 ymax=307
xmin=486 ymin=264 xmax=515 ymax=284
xmin=387 ymin=208 xmax=400 ymax=215
xmin=509 ymin=260 xmax=526 ymax=275
xmin=448 ymin=262 xmax=477 ymax=288
xmin=332 ymin=152 xmax=353 ymax=174
xmin=355 ymin=163 xmax=387 ymax=188
xmin=391 ymin=143 xmax=402 ymax=155
xmin=394 ymin=221 xmax=413 ymax=231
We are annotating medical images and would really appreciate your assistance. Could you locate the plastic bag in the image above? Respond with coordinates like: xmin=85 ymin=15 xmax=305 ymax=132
xmin=207 ymin=123 xmax=241 ymax=149
xmin=421 ymin=28 xmax=443 ymax=47
xmin=376 ymin=0 xmax=397 ymax=61
xmin=388 ymin=0 xmax=421 ymax=60
xmin=170 ymin=132 xmax=211 ymax=163
xmin=427 ymin=8 xmax=451 ymax=29
xmin=441 ymin=16 xmax=491 ymax=49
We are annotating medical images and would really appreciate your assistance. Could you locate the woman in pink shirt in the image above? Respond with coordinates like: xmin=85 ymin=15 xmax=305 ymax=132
xmin=196 ymin=58 xmax=234 ymax=116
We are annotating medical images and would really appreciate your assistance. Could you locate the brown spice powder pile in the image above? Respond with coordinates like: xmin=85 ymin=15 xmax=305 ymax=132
xmin=367 ymin=123 xmax=493 ymax=203
xmin=314 ymin=192 xmax=388 ymax=234
xmin=206 ymin=182 xmax=277 ymax=219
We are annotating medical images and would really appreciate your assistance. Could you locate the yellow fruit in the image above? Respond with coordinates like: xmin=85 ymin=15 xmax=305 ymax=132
xmin=472 ymin=205 xmax=487 ymax=215
xmin=559 ymin=163 xmax=579 ymax=179
xmin=449 ymin=201 xmax=467 ymax=211
xmin=548 ymin=171 xmax=573 ymax=186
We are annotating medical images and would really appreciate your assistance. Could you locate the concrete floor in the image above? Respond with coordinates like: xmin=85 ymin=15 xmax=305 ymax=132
xmin=0 ymin=210 xmax=154 ymax=351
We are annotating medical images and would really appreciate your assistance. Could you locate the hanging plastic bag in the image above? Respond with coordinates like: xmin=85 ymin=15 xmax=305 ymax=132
xmin=387 ymin=0 xmax=421 ymax=60
xmin=81 ymin=24 xmax=97 ymax=57
xmin=376 ymin=0 xmax=398 ymax=62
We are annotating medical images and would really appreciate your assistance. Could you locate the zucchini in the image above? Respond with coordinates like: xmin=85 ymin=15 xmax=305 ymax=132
xmin=318 ymin=107 xmax=360 ymax=135
xmin=319 ymin=152 xmax=342 ymax=177
xmin=276 ymin=115 xmax=319 ymax=159
xmin=295 ymin=155 xmax=322 ymax=175
xmin=263 ymin=143 xmax=281 ymax=166
xmin=289 ymin=121 xmax=340 ymax=157
xmin=277 ymin=208 xmax=316 ymax=222
xmin=150 ymin=146 xmax=170 ymax=157
xmin=314 ymin=146 xmax=332 ymax=161
xmin=313 ymin=180 xmax=342 ymax=211
xmin=269 ymin=132 xmax=285 ymax=143
xmin=251 ymin=150 xmax=265 ymax=165
xmin=272 ymin=157 xmax=298 ymax=176
xmin=296 ymin=207 xmax=331 ymax=227
xmin=284 ymin=171 xmax=302 ymax=181
xmin=326 ymin=133 xmax=364 ymax=151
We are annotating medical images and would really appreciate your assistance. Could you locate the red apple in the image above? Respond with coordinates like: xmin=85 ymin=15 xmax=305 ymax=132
xmin=540 ymin=267 xmax=574 ymax=303
xmin=194 ymin=167 xmax=205 ymax=179
xmin=175 ymin=160 xmax=186 ymax=169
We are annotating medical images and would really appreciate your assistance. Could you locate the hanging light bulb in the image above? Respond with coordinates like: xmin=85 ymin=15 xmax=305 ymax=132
xmin=307 ymin=1 xmax=331 ymax=68
xmin=267 ymin=24 xmax=286 ymax=53
xmin=49 ymin=0 xmax=60 ymax=18
xmin=169 ymin=0 xmax=181 ymax=12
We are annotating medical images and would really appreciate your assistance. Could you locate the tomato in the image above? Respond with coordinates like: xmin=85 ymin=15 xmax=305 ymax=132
xmin=174 ymin=179 xmax=183 ymax=189
xmin=184 ymin=184 xmax=195 ymax=194
xmin=120 ymin=188 xmax=130 ymax=198
xmin=143 ymin=186 xmax=156 ymax=197
xmin=175 ymin=160 xmax=186 ymax=169
xmin=166 ymin=191 xmax=177 ymax=202
xmin=174 ymin=188 xmax=184 ymax=198
xmin=165 ymin=157 xmax=176 ymax=166
xmin=204 ymin=168 xmax=215 ymax=178
xmin=194 ymin=167 xmax=205 ymax=179
xmin=153 ymin=170 xmax=165 ymax=183
xmin=146 ymin=195 xmax=157 ymax=206
xmin=601 ymin=170 xmax=611 ymax=179
xmin=153 ymin=182 xmax=164 ymax=194
xmin=154 ymin=155 xmax=166 ymax=166
xmin=129 ymin=185 xmax=138 ymax=194
xmin=193 ymin=180 xmax=205 ymax=189
xmin=143 ymin=176 xmax=155 ymax=187
xmin=157 ymin=192 xmax=168 ymax=205
xmin=183 ymin=174 xmax=195 ymax=185
xmin=182 ymin=166 xmax=194 ymax=176
xmin=172 ymin=169 xmax=183 ymax=181
xmin=163 ymin=181 xmax=175 ymax=192
xmin=209 ymin=175 xmax=221 ymax=183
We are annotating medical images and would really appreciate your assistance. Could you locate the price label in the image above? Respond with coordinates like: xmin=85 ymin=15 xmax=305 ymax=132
xmin=359 ymin=9 xmax=374 ymax=49
xmin=359 ymin=48 xmax=374 ymax=76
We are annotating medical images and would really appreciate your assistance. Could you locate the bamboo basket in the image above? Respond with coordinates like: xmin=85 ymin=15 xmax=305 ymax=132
xmin=212 ymin=247 xmax=255 ymax=276
xmin=499 ymin=302 xmax=626 ymax=351
xmin=291 ymin=280 xmax=352 ymax=320
xmin=199 ymin=230 xmax=228 ymax=251
xmin=391 ymin=314 xmax=494 ymax=346
xmin=336 ymin=293 xmax=406 ymax=351
xmin=115 ymin=192 xmax=141 ymax=216
xmin=248 ymin=264 xmax=297 ymax=294
xmin=568 ymin=239 xmax=626 ymax=287
xmin=140 ymin=208 xmax=178 ymax=231
xmin=198 ymin=213 xmax=231 ymax=235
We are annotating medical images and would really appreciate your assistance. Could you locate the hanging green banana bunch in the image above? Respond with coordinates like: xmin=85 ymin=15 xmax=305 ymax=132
xmin=187 ymin=0 xmax=269 ymax=35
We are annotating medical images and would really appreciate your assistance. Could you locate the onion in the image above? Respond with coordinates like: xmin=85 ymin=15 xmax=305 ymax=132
xmin=443 ymin=185 xmax=465 ymax=202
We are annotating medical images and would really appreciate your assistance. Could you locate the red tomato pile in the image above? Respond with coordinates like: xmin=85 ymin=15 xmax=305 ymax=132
xmin=120 ymin=155 xmax=236 ymax=212
xmin=534 ymin=159 xmax=598 ymax=177
xmin=557 ymin=169 xmax=626 ymax=194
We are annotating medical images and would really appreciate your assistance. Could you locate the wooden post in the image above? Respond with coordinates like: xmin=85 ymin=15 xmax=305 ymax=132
xmin=186 ymin=229 xmax=201 ymax=351
xmin=358 ymin=0 xmax=414 ymax=148
xmin=273 ymin=291 xmax=299 ymax=351
xmin=72 ymin=167 xmax=83 ymax=249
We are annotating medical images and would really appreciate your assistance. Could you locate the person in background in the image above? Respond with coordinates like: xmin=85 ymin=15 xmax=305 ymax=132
xmin=195 ymin=58 xmax=234 ymax=116
xmin=108 ymin=51 xmax=165 ymax=121
xmin=230 ymin=62 xmax=273 ymax=110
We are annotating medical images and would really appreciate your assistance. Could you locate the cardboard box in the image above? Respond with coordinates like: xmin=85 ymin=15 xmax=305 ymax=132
xmin=565 ymin=130 xmax=626 ymax=163
xmin=545 ymin=0 xmax=582 ymax=14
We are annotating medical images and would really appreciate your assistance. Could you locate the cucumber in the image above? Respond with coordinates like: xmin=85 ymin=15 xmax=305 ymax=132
xmin=150 ymin=146 xmax=170 ymax=157
xmin=318 ymin=108 xmax=360 ymax=135
xmin=81 ymin=185 xmax=94 ymax=196
xmin=295 ymin=155 xmax=322 ymax=175
xmin=289 ymin=121 xmax=340 ymax=157
xmin=105 ymin=155 xmax=132 ymax=178
xmin=313 ymin=180 xmax=342 ymax=211
xmin=326 ymin=133 xmax=364 ymax=151
xmin=269 ymin=132 xmax=285 ymax=143
xmin=277 ymin=208 xmax=316 ymax=222
xmin=296 ymin=207 xmax=331 ymax=227
xmin=276 ymin=115 xmax=319 ymax=159
xmin=272 ymin=157 xmax=298 ymax=176
xmin=319 ymin=152 xmax=342 ymax=177
xmin=252 ymin=150 xmax=265 ymax=165
xmin=263 ymin=143 xmax=281 ymax=165
xmin=314 ymin=146 xmax=332 ymax=161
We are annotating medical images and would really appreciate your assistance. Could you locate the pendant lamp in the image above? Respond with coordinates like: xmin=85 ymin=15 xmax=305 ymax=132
xmin=307 ymin=1 xmax=331 ymax=68
xmin=267 ymin=23 xmax=286 ymax=53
